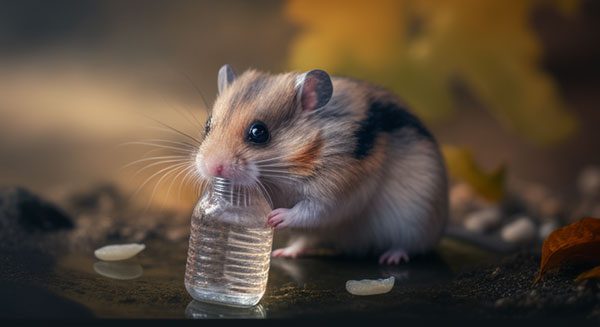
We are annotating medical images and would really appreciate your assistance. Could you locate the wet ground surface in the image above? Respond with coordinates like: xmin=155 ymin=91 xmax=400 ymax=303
xmin=1 ymin=235 xmax=598 ymax=320
xmin=0 ymin=186 xmax=598 ymax=320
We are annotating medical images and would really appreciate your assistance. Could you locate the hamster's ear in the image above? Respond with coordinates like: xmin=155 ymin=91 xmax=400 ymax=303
xmin=297 ymin=69 xmax=333 ymax=111
xmin=218 ymin=64 xmax=236 ymax=94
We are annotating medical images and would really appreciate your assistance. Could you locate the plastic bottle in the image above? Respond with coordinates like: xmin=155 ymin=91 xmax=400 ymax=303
xmin=184 ymin=178 xmax=273 ymax=307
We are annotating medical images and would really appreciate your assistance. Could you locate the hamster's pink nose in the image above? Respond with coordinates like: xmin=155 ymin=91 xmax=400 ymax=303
xmin=215 ymin=165 xmax=224 ymax=176
xmin=206 ymin=161 xmax=227 ymax=177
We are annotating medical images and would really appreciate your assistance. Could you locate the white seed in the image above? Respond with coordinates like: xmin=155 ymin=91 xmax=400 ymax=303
xmin=94 ymin=243 xmax=146 ymax=261
xmin=463 ymin=207 xmax=501 ymax=233
xmin=345 ymin=276 xmax=395 ymax=296
xmin=501 ymin=217 xmax=536 ymax=243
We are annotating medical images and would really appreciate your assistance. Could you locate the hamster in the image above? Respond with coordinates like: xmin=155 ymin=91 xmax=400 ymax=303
xmin=195 ymin=64 xmax=448 ymax=265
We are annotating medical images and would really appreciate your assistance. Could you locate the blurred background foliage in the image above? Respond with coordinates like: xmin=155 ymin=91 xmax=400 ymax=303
xmin=287 ymin=0 xmax=578 ymax=146
xmin=0 ymin=0 xmax=598 ymax=212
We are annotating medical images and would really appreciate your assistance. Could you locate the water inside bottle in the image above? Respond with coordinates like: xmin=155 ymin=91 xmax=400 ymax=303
xmin=184 ymin=206 xmax=273 ymax=307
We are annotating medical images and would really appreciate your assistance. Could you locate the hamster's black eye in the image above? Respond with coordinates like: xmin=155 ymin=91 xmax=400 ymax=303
xmin=204 ymin=115 xmax=212 ymax=136
xmin=246 ymin=121 xmax=270 ymax=144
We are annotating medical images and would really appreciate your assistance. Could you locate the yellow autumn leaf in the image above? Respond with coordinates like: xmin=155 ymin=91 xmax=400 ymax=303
xmin=442 ymin=145 xmax=506 ymax=202
xmin=285 ymin=0 xmax=579 ymax=146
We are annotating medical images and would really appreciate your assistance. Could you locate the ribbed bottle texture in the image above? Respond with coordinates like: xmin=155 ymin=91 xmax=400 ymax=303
xmin=184 ymin=178 xmax=273 ymax=307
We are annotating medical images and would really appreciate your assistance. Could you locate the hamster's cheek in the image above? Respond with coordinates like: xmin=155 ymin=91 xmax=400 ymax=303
xmin=230 ymin=164 xmax=260 ymax=186
xmin=194 ymin=153 xmax=211 ymax=179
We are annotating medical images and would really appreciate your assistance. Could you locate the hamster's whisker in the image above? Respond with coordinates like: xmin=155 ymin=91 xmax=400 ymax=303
xmin=164 ymin=163 xmax=196 ymax=206
xmin=131 ymin=158 xmax=191 ymax=180
xmin=121 ymin=155 xmax=191 ymax=170
xmin=259 ymin=173 xmax=299 ymax=183
xmin=179 ymin=70 xmax=211 ymax=114
xmin=251 ymin=177 xmax=274 ymax=209
xmin=253 ymin=155 xmax=295 ymax=164
xmin=142 ymin=125 xmax=203 ymax=144
xmin=257 ymin=168 xmax=295 ymax=175
xmin=117 ymin=140 xmax=193 ymax=150
xmin=118 ymin=141 xmax=194 ymax=154
xmin=131 ymin=161 xmax=190 ymax=203
xmin=141 ymin=114 xmax=203 ymax=145
xmin=255 ymin=161 xmax=293 ymax=166
xmin=146 ymin=163 xmax=190 ymax=211
xmin=259 ymin=171 xmax=297 ymax=178
xmin=158 ymin=95 xmax=204 ymax=132
xmin=141 ymin=138 xmax=198 ymax=149
xmin=177 ymin=166 xmax=195 ymax=200
xmin=259 ymin=169 xmax=302 ymax=177
xmin=255 ymin=164 xmax=295 ymax=171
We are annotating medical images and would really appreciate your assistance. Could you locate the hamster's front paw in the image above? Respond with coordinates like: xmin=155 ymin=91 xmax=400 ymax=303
xmin=267 ymin=208 xmax=294 ymax=229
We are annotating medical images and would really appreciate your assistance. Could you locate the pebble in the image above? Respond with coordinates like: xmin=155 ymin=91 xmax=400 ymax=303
xmin=501 ymin=217 xmax=536 ymax=244
xmin=450 ymin=183 xmax=475 ymax=209
xmin=463 ymin=207 xmax=501 ymax=233
xmin=578 ymin=166 xmax=600 ymax=196
xmin=165 ymin=226 xmax=189 ymax=242
xmin=494 ymin=298 xmax=509 ymax=308
xmin=538 ymin=220 xmax=559 ymax=240
xmin=490 ymin=267 xmax=501 ymax=278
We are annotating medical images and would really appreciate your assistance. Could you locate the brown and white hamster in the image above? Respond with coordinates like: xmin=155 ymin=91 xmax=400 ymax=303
xmin=195 ymin=64 xmax=448 ymax=264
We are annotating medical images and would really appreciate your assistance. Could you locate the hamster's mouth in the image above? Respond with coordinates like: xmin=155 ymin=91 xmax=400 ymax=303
xmin=195 ymin=155 xmax=260 ymax=186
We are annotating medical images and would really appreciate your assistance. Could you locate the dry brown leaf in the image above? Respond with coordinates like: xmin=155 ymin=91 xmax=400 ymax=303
xmin=575 ymin=265 xmax=600 ymax=283
xmin=536 ymin=217 xmax=600 ymax=282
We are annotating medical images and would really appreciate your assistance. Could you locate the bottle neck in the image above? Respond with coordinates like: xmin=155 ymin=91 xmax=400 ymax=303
xmin=210 ymin=177 xmax=270 ymax=208
xmin=212 ymin=177 xmax=256 ymax=207
xmin=212 ymin=177 xmax=236 ymax=198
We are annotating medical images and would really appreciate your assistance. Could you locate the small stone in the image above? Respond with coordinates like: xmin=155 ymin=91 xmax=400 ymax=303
xmin=165 ymin=226 xmax=189 ymax=242
xmin=494 ymin=298 xmax=509 ymax=307
xmin=132 ymin=230 xmax=148 ymax=242
xmin=490 ymin=267 xmax=501 ymax=278
xmin=463 ymin=207 xmax=501 ymax=233
xmin=450 ymin=183 xmax=475 ymax=209
xmin=0 ymin=187 xmax=73 ymax=232
xmin=538 ymin=220 xmax=559 ymax=240
xmin=0 ymin=187 xmax=73 ymax=252
xmin=578 ymin=166 xmax=600 ymax=196
xmin=69 ymin=184 xmax=123 ymax=213
xmin=501 ymin=217 xmax=536 ymax=244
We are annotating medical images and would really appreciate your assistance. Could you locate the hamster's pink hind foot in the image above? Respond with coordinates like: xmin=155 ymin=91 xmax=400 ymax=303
xmin=271 ymin=238 xmax=309 ymax=259
xmin=378 ymin=248 xmax=410 ymax=265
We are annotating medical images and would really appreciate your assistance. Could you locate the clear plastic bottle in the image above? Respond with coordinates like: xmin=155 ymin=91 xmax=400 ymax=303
xmin=184 ymin=178 xmax=273 ymax=307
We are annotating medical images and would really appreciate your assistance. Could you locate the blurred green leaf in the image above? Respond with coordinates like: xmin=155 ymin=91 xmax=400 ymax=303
xmin=442 ymin=145 xmax=506 ymax=202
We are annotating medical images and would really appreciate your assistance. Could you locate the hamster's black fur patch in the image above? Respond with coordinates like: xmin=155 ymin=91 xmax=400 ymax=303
xmin=353 ymin=100 xmax=433 ymax=159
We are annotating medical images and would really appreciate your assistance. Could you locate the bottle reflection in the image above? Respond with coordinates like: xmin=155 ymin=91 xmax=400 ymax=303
xmin=185 ymin=300 xmax=266 ymax=319
xmin=93 ymin=261 xmax=143 ymax=280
